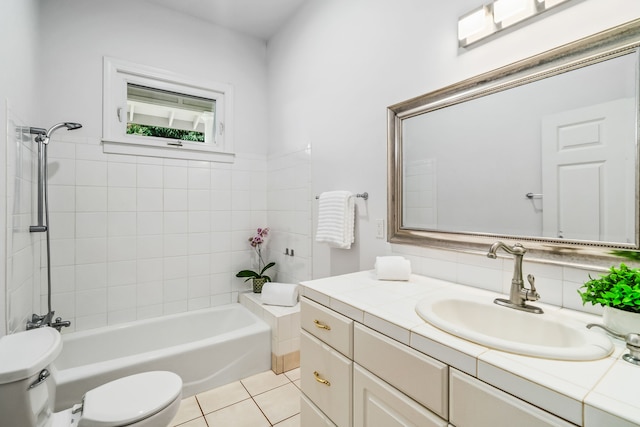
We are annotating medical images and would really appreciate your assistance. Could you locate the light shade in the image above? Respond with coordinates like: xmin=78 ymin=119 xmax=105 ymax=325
xmin=458 ymin=6 xmax=491 ymax=41
xmin=458 ymin=0 xmax=574 ymax=48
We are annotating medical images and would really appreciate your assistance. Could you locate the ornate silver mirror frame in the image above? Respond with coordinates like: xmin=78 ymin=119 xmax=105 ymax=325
xmin=388 ymin=19 xmax=640 ymax=266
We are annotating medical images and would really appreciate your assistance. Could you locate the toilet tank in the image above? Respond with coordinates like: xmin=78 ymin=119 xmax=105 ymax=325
xmin=0 ymin=328 xmax=62 ymax=427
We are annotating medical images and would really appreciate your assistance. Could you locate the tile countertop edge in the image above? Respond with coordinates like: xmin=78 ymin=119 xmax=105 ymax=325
xmin=300 ymin=271 xmax=640 ymax=426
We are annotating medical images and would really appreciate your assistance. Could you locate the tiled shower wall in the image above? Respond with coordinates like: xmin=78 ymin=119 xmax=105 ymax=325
xmin=6 ymin=117 xmax=41 ymax=334
xmin=267 ymin=148 xmax=313 ymax=285
xmin=29 ymin=134 xmax=268 ymax=332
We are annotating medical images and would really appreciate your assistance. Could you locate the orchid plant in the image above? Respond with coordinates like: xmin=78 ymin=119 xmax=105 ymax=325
xmin=236 ymin=227 xmax=276 ymax=282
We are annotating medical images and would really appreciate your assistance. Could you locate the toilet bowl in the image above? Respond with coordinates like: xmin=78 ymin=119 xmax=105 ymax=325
xmin=0 ymin=328 xmax=182 ymax=427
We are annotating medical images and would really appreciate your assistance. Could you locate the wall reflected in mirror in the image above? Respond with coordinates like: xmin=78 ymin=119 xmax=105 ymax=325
xmin=402 ymin=51 xmax=637 ymax=245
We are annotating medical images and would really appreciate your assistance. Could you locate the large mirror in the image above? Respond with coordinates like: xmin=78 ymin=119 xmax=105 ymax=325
xmin=388 ymin=19 xmax=640 ymax=263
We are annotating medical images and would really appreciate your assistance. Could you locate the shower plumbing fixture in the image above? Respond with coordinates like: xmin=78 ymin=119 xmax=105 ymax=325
xmin=26 ymin=122 xmax=82 ymax=331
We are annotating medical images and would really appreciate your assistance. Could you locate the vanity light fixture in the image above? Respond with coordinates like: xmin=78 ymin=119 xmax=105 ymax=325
xmin=458 ymin=0 xmax=573 ymax=48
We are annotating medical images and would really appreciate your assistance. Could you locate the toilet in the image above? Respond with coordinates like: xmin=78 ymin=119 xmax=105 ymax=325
xmin=0 ymin=327 xmax=182 ymax=427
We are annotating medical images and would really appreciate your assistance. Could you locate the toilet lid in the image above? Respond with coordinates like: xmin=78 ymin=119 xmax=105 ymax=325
xmin=81 ymin=371 xmax=182 ymax=427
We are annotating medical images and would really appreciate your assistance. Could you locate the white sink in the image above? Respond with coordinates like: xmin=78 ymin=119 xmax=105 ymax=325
xmin=415 ymin=294 xmax=613 ymax=361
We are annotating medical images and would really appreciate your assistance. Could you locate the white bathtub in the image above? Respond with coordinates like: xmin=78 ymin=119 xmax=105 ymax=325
xmin=53 ymin=303 xmax=271 ymax=411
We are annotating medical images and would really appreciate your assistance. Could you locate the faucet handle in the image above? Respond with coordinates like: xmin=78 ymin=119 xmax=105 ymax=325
xmin=525 ymin=274 xmax=540 ymax=302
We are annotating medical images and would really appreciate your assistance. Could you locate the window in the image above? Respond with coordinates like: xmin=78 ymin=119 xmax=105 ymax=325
xmin=103 ymin=57 xmax=234 ymax=162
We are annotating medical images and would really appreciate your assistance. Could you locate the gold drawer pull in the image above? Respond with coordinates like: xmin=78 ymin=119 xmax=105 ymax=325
xmin=314 ymin=319 xmax=331 ymax=330
xmin=313 ymin=371 xmax=331 ymax=386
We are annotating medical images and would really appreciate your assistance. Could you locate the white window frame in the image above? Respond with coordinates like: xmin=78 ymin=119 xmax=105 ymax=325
xmin=103 ymin=57 xmax=234 ymax=163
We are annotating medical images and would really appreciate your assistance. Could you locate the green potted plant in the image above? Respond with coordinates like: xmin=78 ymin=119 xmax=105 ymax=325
xmin=578 ymin=263 xmax=640 ymax=334
xmin=236 ymin=227 xmax=276 ymax=293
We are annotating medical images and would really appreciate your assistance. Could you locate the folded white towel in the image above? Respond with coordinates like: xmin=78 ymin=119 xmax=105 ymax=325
xmin=375 ymin=256 xmax=411 ymax=281
xmin=315 ymin=191 xmax=355 ymax=249
xmin=261 ymin=282 xmax=299 ymax=307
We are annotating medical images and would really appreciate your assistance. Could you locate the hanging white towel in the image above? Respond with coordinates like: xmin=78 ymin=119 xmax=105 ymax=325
xmin=316 ymin=191 xmax=355 ymax=249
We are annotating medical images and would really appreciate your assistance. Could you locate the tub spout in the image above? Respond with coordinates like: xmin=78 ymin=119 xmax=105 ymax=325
xmin=51 ymin=317 xmax=71 ymax=332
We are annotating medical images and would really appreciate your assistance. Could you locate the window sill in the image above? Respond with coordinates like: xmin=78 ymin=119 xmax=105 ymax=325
xmin=102 ymin=139 xmax=235 ymax=163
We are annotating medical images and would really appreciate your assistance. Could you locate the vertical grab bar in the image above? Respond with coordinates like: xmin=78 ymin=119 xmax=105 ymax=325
xmin=30 ymin=135 xmax=47 ymax=232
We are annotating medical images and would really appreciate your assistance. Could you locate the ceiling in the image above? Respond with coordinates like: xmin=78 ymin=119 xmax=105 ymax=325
xmin=145 ymin=0 xmax=308 ymax=40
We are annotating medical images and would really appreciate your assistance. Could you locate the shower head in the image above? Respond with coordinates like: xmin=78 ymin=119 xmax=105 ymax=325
xmin=34 ymin=122 xmax=83 ymax=144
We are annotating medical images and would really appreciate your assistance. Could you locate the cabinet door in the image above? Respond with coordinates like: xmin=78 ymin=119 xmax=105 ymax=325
xmin=449 ymin=369 xmax=577 ymax=427
xmin=301 ymin=394 xmax=338 ymax=427
xmin=354 ymin=364 xmax=448 ymax=427
xmin=301 ymin=330 xmax=352 ymax=427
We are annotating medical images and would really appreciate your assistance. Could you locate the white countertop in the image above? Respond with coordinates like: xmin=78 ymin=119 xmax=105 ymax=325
xmin=300 ymin=271 xmax=639 ymax=426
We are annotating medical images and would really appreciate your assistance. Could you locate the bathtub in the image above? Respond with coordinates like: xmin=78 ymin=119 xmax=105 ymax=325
xmin=53 ymin=303 xmax=271 ymax=411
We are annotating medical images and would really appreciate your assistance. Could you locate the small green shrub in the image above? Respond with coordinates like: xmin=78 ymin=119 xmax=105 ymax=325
xmin=578 ymin=263 xmax=640 ymax=314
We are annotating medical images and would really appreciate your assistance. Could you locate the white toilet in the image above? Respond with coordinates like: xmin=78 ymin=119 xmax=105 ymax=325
xmin=0 ymin=327 xmax=182 ymax=427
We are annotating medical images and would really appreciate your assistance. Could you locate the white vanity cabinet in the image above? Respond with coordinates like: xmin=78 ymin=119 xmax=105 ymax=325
xmin=449 ymin=369 xmax=577 ymax=427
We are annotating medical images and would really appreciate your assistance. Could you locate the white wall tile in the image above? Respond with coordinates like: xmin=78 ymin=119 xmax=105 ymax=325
xmin=164 ymin=189 xmax=188 ymax=211
xmin=108 ymin=284 xmax=137 ymax=311
xmin=108 ymin=236 xmax=137 ymax=262
xmin=108 ymin=187 xmax=137 ymax=211
xmin=163 ymin=256 xmax=188 ymax=280
xmin=137 ymin=235 xmax=163 ymax=259
xmin=76 ymin=160 xmax=107 ymax=186
xmin=137 ymin=281 xmax=163 ymax=306
xmin=76 ymin=186 xmax=107 ymax=212
xmin=137 ymin=188 xmax=163 ymax=211
xmin=188 ymin=189 xmax=210 ymax=211
xmin=75 ymin=263 xmax=107 ymax=290
xmin=188 ymin=233 xmax=210 ymax=255
xmin=108 ymin=212 xmax=136 ymax=236
xmin=163 ymin=278 xmax=187 ymax=302
xmin=76 ymin=212 xmax=107 ymax=238
xmin=164 ymin=166 xmax=188 ymax=189
xmin=188 ymin=167 xmax=210 ymax=189
xmin=75 ymin=238 xmax=107 ymax=265
xmin=107 ymin=260 xmax=137 ymax=286
xmin=164 ymin=212 xmax=188 ymax=234
xmin=48 ymin=185 xmax=75 ymax=212
xmin=48 ymin=158 xmax=76 ymax=185
xmin=108 ymin=162 xmax=137 ymax=187
xmin=137 ymin=164 xmax=163 ymax=188
xmin=137 ymin=258 xmax=164 ymax=283
xmin=76 ymin=288 xmax=107 ymax=317
xmin=164 ymin=234 xmax=188 ymax=257
xmin=188 ymin=211 xmax=210 ymax=233
xmin=137 ymin=212 xmax=163 ymax=235
xmin=49 ymin=239 xmax=75 ymax=266
xmin=188 ymin=275 xmax=210 ymax=298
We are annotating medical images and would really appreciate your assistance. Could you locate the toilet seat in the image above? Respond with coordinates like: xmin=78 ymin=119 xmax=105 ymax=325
xmin=79 ymin=371 xmax=182 ymax=427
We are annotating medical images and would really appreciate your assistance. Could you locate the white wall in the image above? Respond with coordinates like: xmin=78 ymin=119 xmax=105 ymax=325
xmin=0 ymin=0 xmax=42 ymax=336
xmin=267 ymin=0 xmax=640 ymax=310
xmin=9 ymin=0 xmax=274 ymax=332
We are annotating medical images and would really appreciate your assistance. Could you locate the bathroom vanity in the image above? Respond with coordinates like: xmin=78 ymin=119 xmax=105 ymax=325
xmin=299 ymin=271 xmax=640 ymax=427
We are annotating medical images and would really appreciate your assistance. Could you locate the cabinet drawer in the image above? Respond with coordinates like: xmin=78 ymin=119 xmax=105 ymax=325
xmin=301 ymin=330 xmax=353 ymax=427
xmin=354 ymin=364 xmax=448 ymax=427
xmin=450 ymin=369 xmax=577 ymax=427
xmin=301 ymin=394 xmax=338 ymax=427
xmin=301 ymin=297 xmax=353 ymax=358
xmin=354 ymin=323 xmax=448 ymax=419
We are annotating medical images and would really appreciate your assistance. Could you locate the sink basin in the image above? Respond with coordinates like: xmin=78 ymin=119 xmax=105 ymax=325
xmin=415 ymin=294 xmax=613 ymax=360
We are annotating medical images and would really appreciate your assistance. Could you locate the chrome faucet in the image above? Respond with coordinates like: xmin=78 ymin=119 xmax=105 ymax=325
xmin=26 ymin=311 xmax=71 ymax=332
xmin=487 ymin=242 xmax=543 ymax=314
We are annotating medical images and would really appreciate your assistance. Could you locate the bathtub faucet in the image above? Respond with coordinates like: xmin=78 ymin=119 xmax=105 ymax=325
xmin=26 ymin=311 xmax=71 ymax=332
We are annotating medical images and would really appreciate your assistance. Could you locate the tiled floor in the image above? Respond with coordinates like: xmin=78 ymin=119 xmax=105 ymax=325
xmin=170 ymin=368 xmax=301 ymax=427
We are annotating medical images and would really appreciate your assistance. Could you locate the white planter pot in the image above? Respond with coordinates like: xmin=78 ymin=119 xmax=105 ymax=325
xmin=603 ymin=306 xmax=640 ymax=335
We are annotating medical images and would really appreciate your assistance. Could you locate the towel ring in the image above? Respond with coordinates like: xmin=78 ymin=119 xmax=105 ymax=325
xmin=315 ymin=192 xmax=368 ymax=200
